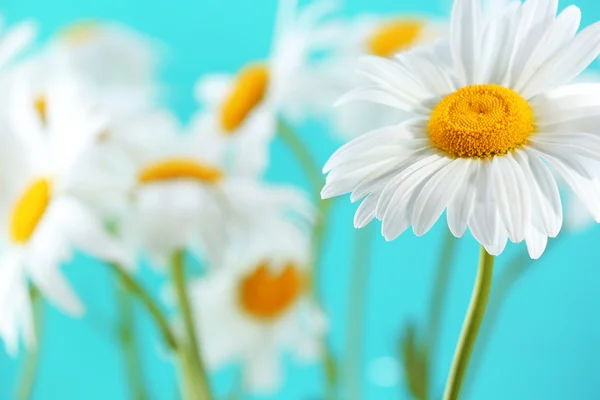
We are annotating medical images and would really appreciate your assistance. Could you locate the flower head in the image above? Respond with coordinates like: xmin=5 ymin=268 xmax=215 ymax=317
xmin=192 ymin=0 xmax=339 ymax=176
xmin=0 ymin=57 xmax=127 ymax=354
xmin=187 ymin=214 xmax=325 ymax=393
xmin=322 ymin=0 xmax=600 ymax=259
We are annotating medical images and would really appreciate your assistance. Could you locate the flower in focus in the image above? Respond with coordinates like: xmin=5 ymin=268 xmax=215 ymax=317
xmin=0 ymin=62 xmax=127 ymax=354
xmin=187 ymin=216 xmax=326 ymax=393
xmin=48 ymin=20 xmax=162 ymax=115
xmin=192 ymin=0 xmax=339 ymax=176
xmin=321 ymin=15 xmax=447 ymax=138
xmin=323 ymin=0 xmax=600 ymax=259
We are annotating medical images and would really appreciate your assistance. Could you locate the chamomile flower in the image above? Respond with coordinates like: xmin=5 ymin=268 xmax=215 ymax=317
xmin=322 ymin=15 xmax=447 ymax=139
xmin=192 ymin=0 xmax=338 ymax=176
xmin=0 ymin=65 xmax=126 ymax=354
xmin=188 ymin=219 xmax=326 ymax=393
xmin=322 ymin=0 xmax=600 ymax=259
xmin=48 ymin=20 xmax=161 ymax=115
xmin=112 ymin=111 xmax=315 ymax=268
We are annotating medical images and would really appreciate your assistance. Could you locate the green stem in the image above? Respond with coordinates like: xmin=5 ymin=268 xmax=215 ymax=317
xmin=107 ymin=263 xmax=177 ymax=350
xmin=14 ymin=286 xmax=42 ymax=400
xmin=278 ymin=119 xmax=337 ymax=397
xmin=465 ymin=238 xmax=559 ymax=394
xmin=116 ymin=280 xmax=149 ymax=400
xmin=344 ymin=225 xmax=373 ymax=400
xmin=170 ymin=250 xmax=212 ymax=400
xmin=443 ymin=247 xmax=494 ymax=400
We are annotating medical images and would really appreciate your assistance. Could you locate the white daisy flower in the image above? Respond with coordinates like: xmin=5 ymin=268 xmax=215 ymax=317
xmin=322 ymin=0 xmax=600 ymax=259
xmin=322 ymin=15 xmax=447 ymax=139
xmin=0 ymin=64 xmax=127 ymax=355
xmin=188 ymin=220 xmax=326 ymax=394
xmin=111 ymin=110 xmax=315 ymax=268
xmin=191 ymin=0 xmax=338 ymax=177
xmin=48 ymin=20 xmax=162 ymax=115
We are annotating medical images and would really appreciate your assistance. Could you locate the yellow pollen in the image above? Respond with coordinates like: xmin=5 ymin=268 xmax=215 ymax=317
xmin=220 ymin=64 xmax=269 ymax=133
xmin=428 ymin=84 xmax=535 ymax=158
xmin=368 ymin=19 xmax=425 ymax=57
xmin=60 ymin=21 xmax=100 ymax=45
xmin=138 ymin=158 xmax=223 ymax=184
xmin=34 ymin=96 xmax=47 ymax=125
xmin=238 ymin=262 xmax=305 ymax=320
xmin=10 ymin=178 xmax=52 ymax=243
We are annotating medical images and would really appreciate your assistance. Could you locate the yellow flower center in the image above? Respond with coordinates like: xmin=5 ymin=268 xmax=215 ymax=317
xmin=220 ymin=64 xmax=269 ymax=133
xmin=34 ymin=95 xmax=47 ymax=125
xmin=138 ymin=158 xmax=223 ymax=184
xmin=10 ymin=178 xmax=52 ymax=243
xmin=60 ymin=21 xmax=100 ymax=45
xmin=428 ymin=84 xmax=535 ymax=158
xmin=368 ymin=19 xmax=425 ymax=57
xmin=238 ymin=263 xmax=305 ymax=320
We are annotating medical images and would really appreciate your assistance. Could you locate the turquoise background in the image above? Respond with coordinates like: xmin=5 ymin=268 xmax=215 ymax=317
xmin=2 ymin=0 xmax=600 ymax=399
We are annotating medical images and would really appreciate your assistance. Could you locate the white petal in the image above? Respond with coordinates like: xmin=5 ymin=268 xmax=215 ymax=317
xmin=513 ymin=6 xmax=581 ymax=92
xmin=447 ymin=161 xmax=479 ymax=237
xmin=513 ymin=150 xmax=562 ymax=237
xmin=53 ymin=197 xmax=127 ymax=264
xmin=450 ymin=0 xmax=482 ymax=84
xmin=0 ymin=21 xmax=37 ymax=69
xmin=381 ymin=157 xmax=452 ymax=241
xmin=519 ymin=19 xmax=600 ymax=99
xmin=412 ymin=159 xmax=471 ymax=236
xmin=524 ymin=225 xmax=548 ymax=259
xmin=491 ymin=154 xmax=531 ymax=242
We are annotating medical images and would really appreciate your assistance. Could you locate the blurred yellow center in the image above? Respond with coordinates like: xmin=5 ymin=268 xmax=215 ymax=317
xmin=238 ymin=263 xmax=305 ymax=320
xmin=428 ymin=84 xmax=535 ymax=158
xmin=368 ymin=20 xmax=424 ymax=57
xmin=10 ymin=178 xmax=51 ymax=243
xmin=35 ymin=96 xmax=47 ymax=125
xmin=220 ymin=64 xmax=269 ymax=133
xmin=139 ymin=159 xmax=223 ymax=184
xmin=60 ymin=21 xmax=100 ymax=45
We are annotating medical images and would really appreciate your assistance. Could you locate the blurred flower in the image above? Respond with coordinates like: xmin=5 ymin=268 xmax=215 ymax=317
xmin=320 ymin=16 xmax=447 ymax=139
xmin=192 ymin=0 xmax=339 ymax=176
xmin=107 ymin=110 xmax=315 ymax=269
xmin=187 ymin=218 xmax=326 ymax=393
xmin=0 ymin=61 xmax=127 ymax=355
xmin=322 ymin=0 xmax=600 ymax=259
xmin=48 ymin=20 xmax=162 ymax=116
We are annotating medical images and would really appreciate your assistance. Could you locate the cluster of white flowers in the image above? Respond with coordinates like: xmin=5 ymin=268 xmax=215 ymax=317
xmin=0 ymin=0 xmax=450 ymax=394
xmin=5 ymin=0 xmax=600 ymax=397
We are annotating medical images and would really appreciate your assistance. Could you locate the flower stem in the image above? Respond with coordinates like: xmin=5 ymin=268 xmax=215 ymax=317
xmin=116 ymin=280 xmax=149 ymax=400
xmin=277 ymin=119 xmax=337 ymax=397
xmin=170 ymin=250 xmax=212 ymax=400
xmin=14 ymin=286 xmax=42 ymax=400
xmin=443 ymin=246 xmax=494 ymax=400
xmin=107 ymin=263 xmax=178 ymax=350
xmin=344 ymin=224 xmax=373 ymax=400
xmin=465 ymin=238 xmax=559 ymax=394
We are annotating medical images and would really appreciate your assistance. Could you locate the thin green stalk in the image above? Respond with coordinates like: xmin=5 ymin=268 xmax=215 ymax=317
xmin=443 ymin=247 xmax=494 ymax=400
xmin=345 ymin=225 xmax=373 ymax=400
xmin=14 ymin=286 xmax=42 ymax=400
xmin=466 ymin=238 xmax=560 ymax=394
xmin=277 ymin=119 xmax=337 ymax=397
xmin=107 ymin=263 xmax=177 ymax=350
xmin=170 ymin=250 xmax=212 ymax=400
xmin=116 ymin=280 xmax=149 ymax=400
